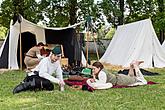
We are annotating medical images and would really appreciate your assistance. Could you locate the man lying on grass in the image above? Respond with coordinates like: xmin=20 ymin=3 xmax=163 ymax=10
xmin=13 ymin=46 xmax=65 ymax=94
xmin=86 ymin=61 xmax=147 ymax=89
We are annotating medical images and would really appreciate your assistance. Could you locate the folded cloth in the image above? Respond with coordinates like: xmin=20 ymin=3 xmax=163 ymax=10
xmin=68 ymin=75 xmax=87 ymax=81
xmin=64 ymin=79 xmax=94 ymax=92
xmin=64 ymin=79 xmax=87 ymax=86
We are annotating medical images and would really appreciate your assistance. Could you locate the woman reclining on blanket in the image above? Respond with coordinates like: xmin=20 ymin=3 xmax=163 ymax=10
xmin=86 ymin=61 xmax=147 ymax=89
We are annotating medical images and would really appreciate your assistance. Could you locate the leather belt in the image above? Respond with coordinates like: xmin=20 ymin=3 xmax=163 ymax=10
xmin=25 ymin=54 xmax=37 ymax=58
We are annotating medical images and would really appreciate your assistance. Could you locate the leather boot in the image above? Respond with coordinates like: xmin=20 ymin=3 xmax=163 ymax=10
xmin=13 ymin=78 xmax=35 ymax=94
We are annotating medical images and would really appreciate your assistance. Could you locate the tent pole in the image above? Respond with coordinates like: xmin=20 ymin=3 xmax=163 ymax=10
xmin=60 ymin=45 xmax=65 ymax=58
xmin=93 ymin=33 xmax=99 ymax=60
xmin=19 ymin=22 xmax=22 ymax=70
xmin=86 ymin=32 xmax=89 ymax=67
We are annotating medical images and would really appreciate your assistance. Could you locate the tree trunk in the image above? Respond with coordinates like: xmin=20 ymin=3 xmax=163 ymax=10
xmin=158 ymin=0 xmax=164 ymax=43
xmin=69 ymin=0 xmax=77 ymax=25
xmin=13 ymin=0 xmax=24 ymax=17
xmin=119 ymin=0 xmax=124 ymax=25
xmin=160 ymin=30 xmax=164 ymax=44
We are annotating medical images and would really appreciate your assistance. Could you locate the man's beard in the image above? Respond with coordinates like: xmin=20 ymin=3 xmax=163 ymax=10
xmin=51 ymin=59 xmax=57 ymax=63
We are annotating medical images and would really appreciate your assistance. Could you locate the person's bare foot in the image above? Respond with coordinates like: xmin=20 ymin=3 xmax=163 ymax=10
xmin=130 ymin=60 xmax=136 ymax=68
xmin=136 ymin=61 xmax=144 ymax=66
xmin=132 ymin=60 xmax=144 ymax=67
xmin=130 ymin=63 xmax=134 ymax=68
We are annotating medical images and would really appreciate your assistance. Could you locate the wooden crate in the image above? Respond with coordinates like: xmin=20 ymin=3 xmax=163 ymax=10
xmin=60 ymin=58 xmax=68 ymax=66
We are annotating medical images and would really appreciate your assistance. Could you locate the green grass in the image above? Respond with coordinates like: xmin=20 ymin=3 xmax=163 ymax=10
xmin=0 ymin=69 xmax=165 ymax=110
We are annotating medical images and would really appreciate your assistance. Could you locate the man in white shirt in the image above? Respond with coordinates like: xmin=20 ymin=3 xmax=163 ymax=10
xmin=13 ymin=46 xmax=65 ymax=94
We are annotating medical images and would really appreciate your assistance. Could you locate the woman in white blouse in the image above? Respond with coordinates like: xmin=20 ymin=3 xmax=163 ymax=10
xmin=87 ymin=61 xmax=147 ymax=90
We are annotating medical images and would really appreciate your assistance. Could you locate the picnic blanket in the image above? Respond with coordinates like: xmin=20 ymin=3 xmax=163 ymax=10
xmin=64 ymin=79 xmax=157 ymax=92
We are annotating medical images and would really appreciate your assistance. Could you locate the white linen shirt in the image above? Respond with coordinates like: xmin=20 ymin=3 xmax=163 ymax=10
xmin=31 ymin=56 xmax=63 ymax=84
xmin=95 ymin=71 xmax=107 ymax=83
xmin=87 ymin=70 xmax=113 ymax=89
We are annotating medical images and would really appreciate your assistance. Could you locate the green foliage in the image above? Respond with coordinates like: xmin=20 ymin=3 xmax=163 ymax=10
xmin=23 ymin=0 xmax=44 ymax=24
xmin=38 ymin=0 xmax=69 ymax=27
xmin=97 ymin=25 xmax=115 ymax=40
xmin=124 ymin=0 xmax=165 ymax=40
xmin=105 ymin=28 xmax=116 ymax=40
xmin=0 ymin=69 xmax=165 ymax=109
xmin=125 ymin=0 xmax=157 ymax=23
xmin=0 ymin=0 xmax=14 ymax=28
xmin=0 ymin=0 xmax=43 ymax=28
xmin=99 ymin=0 xmax=121 ymax=24
xmin=0 ymin=26 xmax=7 ymax=39
xmin=0 ymin=0 xmax=164 ymax=40
xmin=152 ymin=12 xmax=165 ymax=32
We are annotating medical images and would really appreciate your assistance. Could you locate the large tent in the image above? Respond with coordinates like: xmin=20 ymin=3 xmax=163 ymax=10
xmin=100 ymin=19 xmax=165 ymax=68
xmin=161 ymin=40 xmax=165 ymax=49
xmin=0 ymin=16 xmax=84 ymax=69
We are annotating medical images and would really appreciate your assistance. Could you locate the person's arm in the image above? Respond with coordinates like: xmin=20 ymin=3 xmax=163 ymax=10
xmin=36 ymin=54 xmax=45 ymax=60
xmin=38 ymin=59 xmax=60 ymax=84
xmin=95 ymin=71 xmax=107 ymax=83
xmin=55 ymin=61 xmax=65 ymax=85
xmin=55 ymin=63 xmax=63 ymax=81
xmin=35 ymin=47 xmax=45 ymax=60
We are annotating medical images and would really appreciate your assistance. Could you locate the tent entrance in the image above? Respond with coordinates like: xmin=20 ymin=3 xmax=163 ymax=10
xmin=17 ymin=32 xmax=37 ymax=69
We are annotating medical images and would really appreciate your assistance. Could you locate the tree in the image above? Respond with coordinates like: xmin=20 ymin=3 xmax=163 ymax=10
xmin=0 ymin=0 xmax=14 ymax=28
xmin=38 ymin=0 xmax=99 ymax=27
xmin=119 ymin=0 xmax=124 ymax=25
xmin=156 ymin=0 xmax=165 ymax=43
xmin=99 ymin=0 xmax=121 ymax=27
xmin=0 ymin=0 xmax=43 ymax=28
xmin=124 ymin=0 xmax=165 ymax=42
xmin=124 ymin=0 xmax=156 ymax=23
xmin=68 ymin=0 xmax=77 ymax=25
xmin=38 ymin=0 xmax=69 ymax=27
xmin=0 ymin=26 xmax=7 ymax=39
xmin=0 ymin=0 xmax=102 ymax=28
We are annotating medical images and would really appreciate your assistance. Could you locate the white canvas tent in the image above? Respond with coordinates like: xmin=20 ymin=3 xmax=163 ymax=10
xmin=0 ymin=16 xmax=86 ymax=69
xmin=162 ymin=40 xmax=165 ymax=49
xmin=100 ymin=19 xmax=165 ymax=68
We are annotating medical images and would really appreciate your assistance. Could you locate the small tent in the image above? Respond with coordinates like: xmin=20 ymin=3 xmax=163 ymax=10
xmin=100 ymin=19 xmax=165 ymax=68
xmin=0 ymin=16 xmax=84 ymax=69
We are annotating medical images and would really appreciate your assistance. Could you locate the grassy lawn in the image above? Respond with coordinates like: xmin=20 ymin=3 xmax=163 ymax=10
xmin=0 ymin=68 xmax=165 ymax=110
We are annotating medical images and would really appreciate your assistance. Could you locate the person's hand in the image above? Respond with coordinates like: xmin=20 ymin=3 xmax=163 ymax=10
xmin=59 ymin=80 xmax=65 ymax=86
xmin=43 ymin=54 xmax=47 ymax=57
xmin=90 ymin=78 xmax=95 ymax=83
xmin=88 ymin=65 xmax=93 ymax=69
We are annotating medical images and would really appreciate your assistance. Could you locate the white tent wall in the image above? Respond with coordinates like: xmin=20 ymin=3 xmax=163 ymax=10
xmin=9 ymin=22 xmax=20 ymax=69
xmin=0 ymin=31 xmax=8 ymax=57
xmin=152 ymin=29 xmax=165 ymax=67
xmin=81 ymin=51 xmax=87 ymax=66
xmin=100 ymin=19 xmax=165 ymax=68
xmin=162 ymin=41 xmax=165 ymax=49
xmin=21 ymin=19 xmax=46 ymax=43
xmin=8 ymin=18 xmax=46 ymax=69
